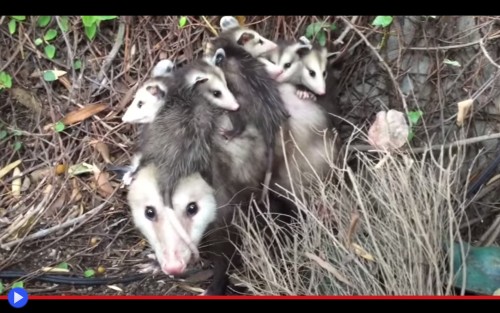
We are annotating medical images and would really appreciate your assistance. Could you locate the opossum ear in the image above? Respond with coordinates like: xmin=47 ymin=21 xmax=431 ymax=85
xmin=298 ymin=36 xmax=311 ymax=46
xmin=236 ymin=32 xmax=255 ymax=46
xmin=211 ymin=48 xmax=225 ymax=66
xmin=295 ymin=43 xmax=312 ymax=57
xmin=152 ymin=59 xmax=175 ymax=78
xmin=190 ymin=75 xmax=209 ymax=88
xmin=220 ymin=16 xmax=240 ymax=31
xmin=146 ymin=84 xmax=167 ymax=99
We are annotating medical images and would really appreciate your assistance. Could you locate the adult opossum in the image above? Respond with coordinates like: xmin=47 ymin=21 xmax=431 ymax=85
xmin=203 ymin=19 xmax=289 ymax=202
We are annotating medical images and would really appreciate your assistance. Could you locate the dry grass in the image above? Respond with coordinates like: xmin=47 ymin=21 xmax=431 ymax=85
xmin=230 ymin=132 xmax=473 ymax=295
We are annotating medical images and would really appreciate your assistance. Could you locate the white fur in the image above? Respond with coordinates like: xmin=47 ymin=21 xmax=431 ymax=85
xmin=122 ymin=152 xmax=142 ymax=186
xmin=122 ymin=80 xmax=168 ymax=124
xmin=300 ymin=49 xmax=327 ymax=95
xmin=220 ymin=16 xmax=239 ymax=31
xmin=127 ymin=166 xmax=218 ymax=276
xmin=258 ymin=57 xmax=283 ymax=80
xmin=152 ymin=59 xmax=175 ymax=78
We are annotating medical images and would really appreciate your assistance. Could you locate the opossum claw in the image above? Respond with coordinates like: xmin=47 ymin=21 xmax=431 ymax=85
xmin=296 ymin=89 xmax=317 ymax=101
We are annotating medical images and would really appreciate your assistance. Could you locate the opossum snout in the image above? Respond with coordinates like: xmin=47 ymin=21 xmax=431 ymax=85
xmin=273 ymin=70 xmax=284 ymax=80
xmin=161 ymin=261 xmax=186 ymax=276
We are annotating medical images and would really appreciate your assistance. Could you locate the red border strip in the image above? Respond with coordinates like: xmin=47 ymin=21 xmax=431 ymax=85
xmin=0 ymin=295 xmax=498 ymax=300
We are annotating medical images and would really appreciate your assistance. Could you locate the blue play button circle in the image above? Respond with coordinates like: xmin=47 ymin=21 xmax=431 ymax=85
xmin=8 ymin=287 xmax=29 ymax=308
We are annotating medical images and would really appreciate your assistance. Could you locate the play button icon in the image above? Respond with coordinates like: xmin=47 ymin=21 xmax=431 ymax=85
xmin=8 ymin=287 xmax=28 ymax=308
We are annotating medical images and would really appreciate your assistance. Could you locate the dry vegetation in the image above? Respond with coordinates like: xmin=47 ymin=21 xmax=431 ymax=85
xmin=0 ymin=16 xmax=500 ymax=296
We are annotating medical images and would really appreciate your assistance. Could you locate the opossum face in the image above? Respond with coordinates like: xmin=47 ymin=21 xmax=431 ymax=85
xmin=122 ymin=80 xmax=168 ymax=124
xmin=151 ymin=59 xmax=175 ymax=78
xmin=257 ymin=57 xmax=283 ymax=80
xmin=299 ymin=47 xmax=328 ymax=96
xmin=267 ymin=44 xmax=304 ymax=84
xmin=185 ymin=63 xmax=240 ymax=111
xmin=128 ymin=168 xmax=217 ymax=276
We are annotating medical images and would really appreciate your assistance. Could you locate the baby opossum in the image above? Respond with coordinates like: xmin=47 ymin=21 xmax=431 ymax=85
xmin=266 ymin=39 xmax=342 ymax=196
xmin=122 ymin=59 xmax=176 ymax=124
xmin=203 ymin=22 xmax=289 ymax=203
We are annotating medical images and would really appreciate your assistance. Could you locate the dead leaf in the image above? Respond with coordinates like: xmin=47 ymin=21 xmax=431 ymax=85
xmin=58 ymin=76 xmax=72 ymax=91
xmin=184 ymin=269 xmax=213 ymax=283
xmin=68 ymin=162 xmax=94 ymax=177
xmin=351 ymin=243 xmax=375 ymax=261
xmin=92 ymin=164 xmax=114 ymax=197
xmin=11 ymin=167 xmax=22 ymax=198
xmin=42 ymin=267 xmax=70 ymax=273
xmin=62 ymin=103 xmax=108 ymax=126
xmin=107 ymin=285 xmax=123 ymax=292
xmin=456 ymin=99 xmax=473 ymax=127
xmin=31 ymin=167 xmax=52 ymax=182
xmin=368 ymin=110 xmax=409 ymax=150
xmin=69 ymin=179 xmax=82 ymax=203
xmin=21 ymin=177 xmax=30 ymax=192
xmin=305 ymin=252 xmax=354 ymax=287
xmin=235 ymin=16 xmax=246 ymax=25
xmin=91 ymin=140 xmax=112 ymax=163
xmin=9 ymin=87 xmax=42 ymax=114
xmin=0 ymin=160 xmax=22 ymax=180
xmin=346 ymin=211 xmax=360 ymax=247
xmin=177 ymin=284 xmax=205 ymax=293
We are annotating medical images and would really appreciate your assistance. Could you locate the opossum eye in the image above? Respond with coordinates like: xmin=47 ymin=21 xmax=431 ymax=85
xmin=211 ymin=90 xmax=221 ymax=98
xmin=258 ymin=39 xmax=263 ymax=45
xmin=323 ymin=71 xmax=327 ymax=78
xmin=145 ymin=206 xmax=156 ymax=220
xmin=186 ymin=202 xmax=198 ymax=216
xmin=309 ymin=70 xmax=316 ymax=78
xmin=284 ymin=62 xmax=292 ymax=69
xmin=137 ymin=101 xmax=144 ymax=108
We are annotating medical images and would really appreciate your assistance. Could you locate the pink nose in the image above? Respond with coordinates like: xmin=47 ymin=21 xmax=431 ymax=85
xmin=162 ymin=261 xmax=185 ymax=276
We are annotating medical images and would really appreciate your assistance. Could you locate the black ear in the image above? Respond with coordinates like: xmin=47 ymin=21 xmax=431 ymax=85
xmin=213 ymin=48 xmax=226 ymax=66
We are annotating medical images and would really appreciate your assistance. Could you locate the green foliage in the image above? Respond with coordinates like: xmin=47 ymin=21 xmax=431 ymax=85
xmin=44 ymin=45 xmax=56 ymax=59
xmin=372 ymin=16 xmax=393 ymax=28
xmin=179 ymin=16 xmax=188 ymax=28
xmin=0 ymin=281 xmax=3 ymax=294
xmin=56 ymin=262 xmax=69 ymax=269
xmin=84 ymin=269 xmax=95 ymax=278
xmin=0 ymin=71 xmax=13 ymax=90
xmin=59 ymin=16 xmax=69 ymax=32
xmin=73 ymin=59 xmax=82 ymax=70
xmin=12 ymin=281 xmax=24 ymax=288
xmin=44 ymin=28 xmax=58 ymax=41
xmin=407 ymin=110 xmax=423 ymax=141
xmin=43 ymin=70 xmax=57 ymax=81
xmin=305 ymin=21 xmax=336 ymax=47
xmin=0 ymin=130 xmax=7 ymax=140
xmin=54 ymin=121 xmax=65 ymax=132
xmin=81 ymin=16 xmax=118 ymax=41
xmin=38 ymin=16 xmax=51 ymax=27
xmin=7 ymin=16 xmax=26 ymax=35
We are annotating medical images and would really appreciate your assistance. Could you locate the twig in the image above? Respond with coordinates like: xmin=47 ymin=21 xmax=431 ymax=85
xmin=478 ymin=214 xmax=500 ymax=246
xmin=0 ymin=202 xmax=107 ymax=250
xmin=334 ymin=16 xmax=359 ymax=45
xmin=201 ymin=16 xmax=218 ymax=36
xmin=349 ymin=132 xmax=500 ymax=153
xmin=92 ymin=20 xmax=126 ymax=93
xmin=406 ymin=34 xmax=500 ymax=50
xmin=338 ymin=16 xmax=408 ymax=113
xmin=479 ymin=38 xmax=500 ymax=70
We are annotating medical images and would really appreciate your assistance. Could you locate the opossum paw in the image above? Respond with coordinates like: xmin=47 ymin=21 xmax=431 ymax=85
xmin=296 ymin=90 xmax=316 ymax=101
xmin=136 ymin=262 xmax=161 ymax=275
xmin=122 ymin=170 xmax=134 ymax=186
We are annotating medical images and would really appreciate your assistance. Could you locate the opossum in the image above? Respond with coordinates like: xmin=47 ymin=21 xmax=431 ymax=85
xmin=203 ymin=23 xmax=289 ymax=203
xmin=265 ymin=39 xmax=342 ymax=197
xmin=127 ymin=143 xmax=294 ymax=296
xmin=122 ymin=59 xmax=176 ymax=124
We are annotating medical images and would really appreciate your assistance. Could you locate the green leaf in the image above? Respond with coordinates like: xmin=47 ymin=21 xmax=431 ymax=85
xmin=0 ymin=71 xmax=13 ymax=89
xmin=96 ymin=16 xmax=117 ymax=21
xmin=84 ymin=24 xmax=97 ymax=41
xmin=54 ymin=121 xmax=65 ymax=132
xmin=372 ymin=16 xmax=393 ymax=28
xmin=0 ymin=130 xmax=7 ymax=140
xmin=0 ymin=281 xmax=4 ymax=294
xmin=56 ymin=262 xmax=69 ymax=270
xmin=59 ymin=16 xmax=69 ymax=32
xmin=34 ymin=38 xmax=43 ymax=46
xmin=44 ymin=45 xmax=56 ymax=59
xmin=12 ymin=281 xmax=24 ymax=288
xmin=11 ymin=16 xmax=26 ymax=21
xmin=179 ymin=16 xmax=187 ymax=28
xmin=84 ymin=269 xmax=95 ymax=278
xmin=44 ymin=29 xmax=58 ymax=41
xmin=73 ymin=59 xmax=82 ymax=70
xmin=13 ymin=141 xmax=22 ymax=151
xmin=317 ymin=31 xmax=327 ymax=47
xmin=408 ymin=130 xmax=415 ymax=141
xmin=43 ymin=70 xmax=57 ymax=82
xmin=8 ymin=19 xmax=16 ymax=35
xmin=407 ymin=110 xmax=423 ymax=126
xmin=330 ymin=23 xmax=337 ymax=31
xmin=38 ymin=16 xmax=51 ymax=27
xmin=81 ymin=16 xmax=97 ymax=27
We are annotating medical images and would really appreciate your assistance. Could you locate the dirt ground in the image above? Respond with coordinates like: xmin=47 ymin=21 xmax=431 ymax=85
xmin=0 ymin=16 xmax=499 ymax=296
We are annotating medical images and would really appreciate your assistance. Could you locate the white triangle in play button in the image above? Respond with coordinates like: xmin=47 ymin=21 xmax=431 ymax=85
xmin=14 ymin=292 xmax=23 ymax=303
